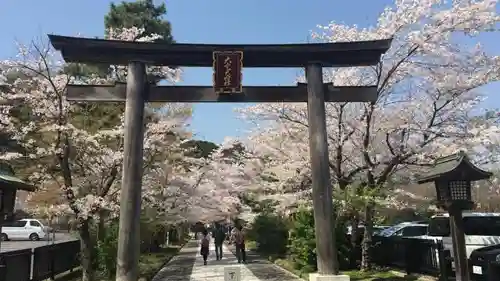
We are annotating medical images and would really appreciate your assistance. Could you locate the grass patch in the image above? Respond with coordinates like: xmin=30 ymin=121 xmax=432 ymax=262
xmin=272 ymin=260 xmax=422 ymax=281
xmin=52 ymin=268 xmax=82 ymax=281
xmin=138 ymin=243 xmax=185 ymax=281
xmin=247 ymin=239 xmax=424 ymax=281
xmin=343 ymin=270 xmax=419 ymax=281
xmin=245 ymin=240 xmax=257 ymax=251
xmin=274 ymin=258 xmax=309 ymax=279
xmin=56 ymin=244 xmax=184 ymax=281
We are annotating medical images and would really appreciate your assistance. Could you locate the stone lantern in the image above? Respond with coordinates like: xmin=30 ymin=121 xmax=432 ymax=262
xmin=417 ymin=151 xmax=492 ymax=281
xmin=0 ymin=164 xmax=36 ymax=223
xmin=0 ymin=163 xmax=35 ymax=278
xmin=417 ymin=151 xmax=491 ymax=211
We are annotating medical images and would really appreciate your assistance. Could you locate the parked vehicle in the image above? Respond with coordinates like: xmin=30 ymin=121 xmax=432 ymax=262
xmin=469 ymin=244 xmax=500 ymax=277
xmin=377 ymin=221 xmax=428 ymax=238
xmin=428 ymin=212 xmax=500 ymax=256
xmin=427 ymin=212 xmax=500 ymax=277
xmin=373 ymin=225 xmax=390 ymax=234
xmin=1 ymin=218 xmax=48 ymax=241
xmin=346 ymin=225 xmax=389 ymax=236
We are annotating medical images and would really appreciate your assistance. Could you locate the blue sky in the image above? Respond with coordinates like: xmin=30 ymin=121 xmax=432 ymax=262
xmin=1 ymin=0 xmax=499 ymax=144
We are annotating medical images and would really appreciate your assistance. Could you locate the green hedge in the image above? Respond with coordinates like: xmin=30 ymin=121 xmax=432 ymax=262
xmin=247 ymin=213 xmax=288 ymax=258
xmin=248 ymin=208 xmax=351 ymax=274
xmin=93 ymin=216 xmax=177 ymax=279
xmin=95 ymin=222 xmax=120 ymax=279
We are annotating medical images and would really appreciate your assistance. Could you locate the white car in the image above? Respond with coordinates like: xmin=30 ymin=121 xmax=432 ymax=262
xmin=1 ymin=219 xmax=48 ymax=241
xmin=377 ymin=221 xmax=429 ymax=238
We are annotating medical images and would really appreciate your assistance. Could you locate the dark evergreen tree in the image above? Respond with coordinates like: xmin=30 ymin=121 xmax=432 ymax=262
xmin=105 ymin=0 xmax=174 ymax=43
xmin=182 ymin=140 xmax=218 ymax=159
xmin=72 ymin=0 xmax=177 ymax=131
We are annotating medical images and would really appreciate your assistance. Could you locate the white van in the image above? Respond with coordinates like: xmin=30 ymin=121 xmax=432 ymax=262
xmin=1 ymin=219 xmax=48 ymax=241
xmin=427 ymin=212 xmax=500 ymax=258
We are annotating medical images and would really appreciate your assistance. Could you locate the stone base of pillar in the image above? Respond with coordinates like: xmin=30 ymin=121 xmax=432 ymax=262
xmin=309 ymin=273 xmax=350 ymax=281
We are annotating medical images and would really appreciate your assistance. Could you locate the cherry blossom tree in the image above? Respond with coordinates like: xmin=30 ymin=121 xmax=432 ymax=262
xmin=1 ymin=44 xmax=118 ymax=280
xmin=0 ymin=63 xmax=36 ymax=162
xmin=0 ymin=27 xmax=183 ymax=281
xmin=142 ymin=137 xmax=258 ymax=228
xmin=239 ymin=0 xmax=500 ymax=269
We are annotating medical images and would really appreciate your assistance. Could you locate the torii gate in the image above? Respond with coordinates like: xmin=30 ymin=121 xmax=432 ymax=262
xmin=48 ymin=34 xmax=391 ymax=281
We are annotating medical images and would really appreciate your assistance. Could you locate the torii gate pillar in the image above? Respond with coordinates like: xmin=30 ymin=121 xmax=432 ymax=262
xmin=306 ymin=64 xmax=339 ymax=277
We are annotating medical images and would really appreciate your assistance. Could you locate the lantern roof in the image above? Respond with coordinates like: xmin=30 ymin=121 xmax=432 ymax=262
xmin=417 ymin=151 xmax=492 ymax=184
xmin=0 ymin=163 xmax=36 ymax=192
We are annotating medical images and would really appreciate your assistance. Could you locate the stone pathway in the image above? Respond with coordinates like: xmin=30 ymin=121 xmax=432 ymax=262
xmin=152 ymin=240 xmax=197 ymax=281
xmin=225 ymin=244 xmax=304 ymax=281
xmin=152 ymin=240 xmax=303 ymax=281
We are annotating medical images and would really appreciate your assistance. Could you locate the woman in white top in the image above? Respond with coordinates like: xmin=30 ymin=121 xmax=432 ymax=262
xmin=200 ymin=229 xmax=210 ymax=265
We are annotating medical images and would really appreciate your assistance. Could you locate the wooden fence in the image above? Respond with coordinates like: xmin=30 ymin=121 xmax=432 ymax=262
xmin=370 ymin=236 xmax=500 ymax=281
xmin=0 ymin=240 xmax=80 ymax=281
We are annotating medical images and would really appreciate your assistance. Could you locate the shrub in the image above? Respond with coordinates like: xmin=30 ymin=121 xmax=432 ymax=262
xmin=288 ymin=208 xmax=351 ymax=273
xmin=140 ymin=217 xmax=169 ymax=253
xmin=288 ymin=209 xmax=317 ymax=273
xmin=95 ymin=221 xmax=119 ymax=278
xmin=93 ymin=216 xmax=172 ymax=278
xmin=335 ymin=215 xmax=351 ymax=269
xmin=248 ymin=213 xmax=289 ymax=257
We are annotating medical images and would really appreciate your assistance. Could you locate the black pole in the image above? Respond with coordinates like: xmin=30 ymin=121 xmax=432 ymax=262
xmin=449 ymin=207 xmax=470 ymax=281
xmin=0 ymin=190 xmax=6 ymax=281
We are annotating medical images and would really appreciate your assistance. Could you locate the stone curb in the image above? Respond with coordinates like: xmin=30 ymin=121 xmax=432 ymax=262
xmin=389 ymin=270 xmax=437 ymax=281
xmin=225 ymin=243 xmax=438 ymax=281
xmin=145 ymin=240 xmax=190 ymax=281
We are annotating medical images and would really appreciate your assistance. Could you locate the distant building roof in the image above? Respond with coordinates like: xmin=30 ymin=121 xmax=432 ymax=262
xmin=0 ymin=166 xmax=36 ymax=192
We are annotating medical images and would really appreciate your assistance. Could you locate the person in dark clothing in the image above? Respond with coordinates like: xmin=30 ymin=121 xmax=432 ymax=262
xmin=213 ymin=223 xmax=226 ymax=260
xmin=231 ymin=225 xmax=246 ymax=263
xmin=200 ymin=229 xmax=210 ymax=265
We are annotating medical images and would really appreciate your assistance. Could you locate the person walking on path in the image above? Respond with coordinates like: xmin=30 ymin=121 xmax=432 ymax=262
xmin=231 ymin=225 xmax=246 ymax=264
xmin=199 ymin=229 xmax=210 ymax=265
xmin=213 ymin=223 xmax=226 ymax=260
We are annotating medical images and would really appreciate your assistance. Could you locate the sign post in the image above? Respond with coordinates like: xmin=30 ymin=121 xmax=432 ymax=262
xmin=224 ymin=267 xmax=241 ymax=281
xmin=213 ymin=51 xmax=243 ymax=94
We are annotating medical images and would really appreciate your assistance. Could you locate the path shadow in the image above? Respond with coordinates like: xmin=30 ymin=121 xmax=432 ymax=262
xmin=152 ymin=240 xmax=198 ymax=281
xmin=201 ymin=255 xmax=251 ymax=267
xmin=225 ymin=244 xmax=301 ymax=281
xmin=370 ymin=277 xmax=418 ymax=281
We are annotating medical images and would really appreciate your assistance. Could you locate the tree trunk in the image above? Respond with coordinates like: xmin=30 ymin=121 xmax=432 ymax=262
xmin=350 ymin=213 xmax=360 ymax=248
xmin=177 ymin=226 xmax=182 ymax=242
xmin=361 ymin=202 xmax=375 ymax=271
xmin=349 ymin=212 xmax=360 ymax=268
xmin=48 ymin=218 xmax=55 ymax=245
xmin=79 ymin=220 xmax=95 ymax=281
xmin=97 ymin=211 xmax=106 ymax=241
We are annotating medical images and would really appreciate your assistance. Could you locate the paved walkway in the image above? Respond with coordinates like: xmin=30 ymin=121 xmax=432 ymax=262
xmin=152 ymin=240 xmax=302 ymax=281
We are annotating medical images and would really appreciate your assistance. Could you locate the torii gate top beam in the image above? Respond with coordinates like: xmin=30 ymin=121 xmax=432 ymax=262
xmin=48 ymin=35 xmax=392 ymax=67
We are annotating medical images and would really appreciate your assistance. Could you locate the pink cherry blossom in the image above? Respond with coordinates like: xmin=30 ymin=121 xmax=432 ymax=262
xmin=236 ymin=0 xmax=500 ymax=212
